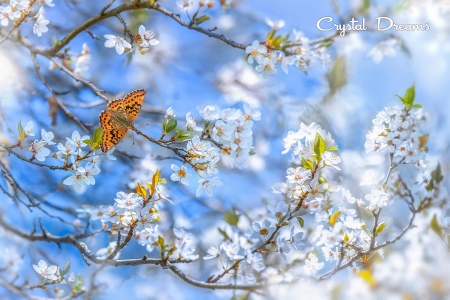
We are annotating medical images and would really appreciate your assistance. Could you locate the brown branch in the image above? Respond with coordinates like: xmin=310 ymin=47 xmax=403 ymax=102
xmin=0 ymin=219 xmax=265 ymax=291
xmin=48 ymin=57 xmax=109 ymax=102
xmin=0 ymin=277 xmax=84 ymax=300
xmin=30 ymin=52 xmax=90 ymax=133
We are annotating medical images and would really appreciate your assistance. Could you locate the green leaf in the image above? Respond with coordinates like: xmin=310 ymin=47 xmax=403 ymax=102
xmin=403 ymin=85 xmax=415 ymax=106
xmin=318 ymin=40 xmax=333 ymax=48
xmin=125 ymin=51 xmax=134 ymax=67
xmin=412 ymin=104 xmax=422 ymax=109
xmin=375 ymin=221 xmax=388 ymax=236
xmin=313 ymin=133 xmax=326 ymax=161
xmin=430 ymin=214 xmax=442 ymax=237
xmin=53 ymin=36 xmax=60 ymax=47
xmin=18 ymin=120 xmax=24 ymax=136
xmin=395 ymin=94 xmax=405 ymax=104
xmin=157 ymin=235 xmax=165 ymax=251
xmin=431 ymin=163 xmax=444 ymax=184
xmin=266 ymin=29 xmax=275 ymax=41
xmin=163 ymin=119 xmax=177 ymax=134
xmin=218 ymin=228 xmax=230 ymax=240
xmin=326 ymin=145 xmax=339 ymax=151
xmin=83 ymin=139 xmax=92 ymax=146
xmin=301 ymin=156 xmax=314 ymax=170
xmin=325 ymin=55 xmax=347 ymax=101
xmin=61 ymin=259 xmax=70 ymax=277
xmin=224 ymin=210 xmax=239 ymax=227
xmin=329 ymin=210 xmax=341 ymax=227
xmin=358 ymin=0 xmax=370 ymax=14
xmin=72 ymin=274 xmax=83 ymax=293
xmin=296 ymin=217 xmax=305 ymax=228
xmin=357 ymin=269 xmax=376 ymax=287
xmin=195 ymin=15 xmax=210 ymax=25
xmin=93 ymin=127 xmax=103 ymax=144
xmin=175 ymin=129 xmax=194 ymax=141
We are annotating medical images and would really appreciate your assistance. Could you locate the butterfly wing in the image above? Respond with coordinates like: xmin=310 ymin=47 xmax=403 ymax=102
xmin=99 ymin=108 xmax=128 ymax=152
xmin=98 ymin=89 xmax=145 ymax=152
xmin=107 ymin=98 xmax=126 ymax=114
xmin=100 ymin=128 xmax=128 ymax=152
xmin=99 ymin=109 xmax=117 ymax=131
xmin=122 ymin=89 xmax=146 ymax=123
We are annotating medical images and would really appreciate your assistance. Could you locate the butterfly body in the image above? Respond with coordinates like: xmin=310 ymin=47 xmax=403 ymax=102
xmin=99 ymin=89 xmax=146 ymax=152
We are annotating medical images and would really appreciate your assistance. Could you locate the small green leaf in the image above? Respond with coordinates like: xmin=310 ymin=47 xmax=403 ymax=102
xmin=326 ymin=145 xmax=339 ymax=151
xmin=412 ymin=104 xmax=422 ymax=109
xmin=157 ymin=235 xmax=165 ymax=251
xmin=430 ymin=214 xmax=442 ymax=237
xmin=318 ymin=40 xmax=333 ymax=48
xmin=395 ymin=94 xmax=405 ymax=104
xmin=83 ymin=139 xmax=92 ymax=146
xmin=195 ymin=15 xmax=210 ymax=25
xmin=175 ymin=129 xmax=194 ymax=141
xmin=53 ymin=36 xmax=60 ymax=47
xmin=18 ymin=120 xmax=24 ymax=136
xmin=403 ymin=85 xmax=415 ymax=106
xmin=375 ymin=221 xmax=388 ymax=236
xmin=224 ymin=210 xmax=239 ymax=227
xmin=301 ymin=156 xmax=314 ymax=170
xmin=61 ymin=259 xmax=70 ymax=277
xmin=93 ymin=127 xmax=103 ymax=144
xmin=329 ymin=210 xmax=341 ymax=227
xmin=72 ymin=274 xmax=83 ymax=293
xmin=158 ymin=235 xmax=165 ymax=248
xmin=166 ymin=246 xmax=178 ymax=257
xmin=218 ymin=228 xmax=230 ymax=240
xmin=358 ymin=0 xmax=370 ymax=14
xmin=296 ymin=217 xmax=305 ymax=228
xmin=431 ymin=163 xmax=444 ymax=184
xmin=266 ymin=29 xmax=275 ymax=41
xmin=357 ymin=269 xmax=376 ymax=287
xmin=163 ymin=119 xmax=177 ymax=134
xmin=125 ymin=51 xmax=134 ymax=67
xmin=313 ymin=133 xmax=326 ymax=161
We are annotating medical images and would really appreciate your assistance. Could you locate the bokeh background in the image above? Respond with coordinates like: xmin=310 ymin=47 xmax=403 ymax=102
xmin=0 ymin=0 xmax=449 ymax=299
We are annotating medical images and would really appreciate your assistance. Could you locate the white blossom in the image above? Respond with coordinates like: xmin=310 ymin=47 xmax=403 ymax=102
xmin=33 ymin=260 xmax=58 ymax=281
xmin=196 ymin=177 xmax=223 ymax=197
xmin=203 ymin=246 xmax=221 ymax=260
xmin=138 ymin=25 xmax=159 ymax=48
xmin=170 ymin=164 xmax=193 ymax=186
xmin=104 ymin=34 xmax=132 ymax=55
xmin=33 ymin=15 xmax=49 ymax=37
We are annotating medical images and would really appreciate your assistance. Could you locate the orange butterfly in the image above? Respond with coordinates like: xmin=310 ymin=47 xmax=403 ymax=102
xmin=99 ymin=89 xmax=146 ymax=152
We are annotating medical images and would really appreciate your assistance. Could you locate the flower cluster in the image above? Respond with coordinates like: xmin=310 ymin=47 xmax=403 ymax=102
xmin=0 ymin=1 xmax=52 ymax=37
xmin=277 ymin=122 xmax=340 ymax=206
xmin=18 ymin=122 xmax=115 ymax=193
xmin=98 ymin=191 xmax=159 ymax=231
xmin=364 ymin=103 xmax=426 ymax=167
xmin=245 ymin=27 xmax=331 ymax=78
xmin=164 ymin=104 xmax=260 ymax=197
xmin=202 ymin=104 xmax=261 ymax=169
xmin=27 ymin=126 xmax=55 ymax=162
xmin=104 ymin=25 xmax=158 ymax=55
xmin=169 ymin=104 xmax=261 ymax=197
xmin=203 ymin=227 xmax=267 ymax=283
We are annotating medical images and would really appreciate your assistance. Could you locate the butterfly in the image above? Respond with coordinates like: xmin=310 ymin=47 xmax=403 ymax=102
xmin=99 ymin=89 xmax=146 ymax=152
